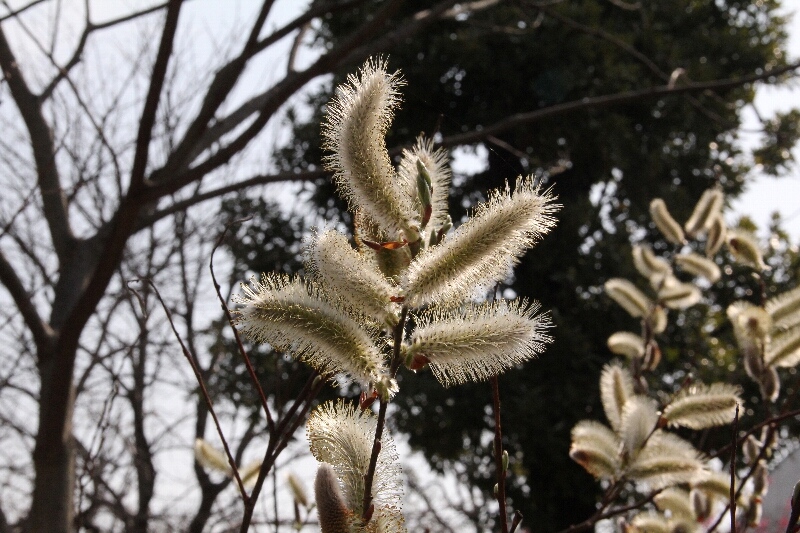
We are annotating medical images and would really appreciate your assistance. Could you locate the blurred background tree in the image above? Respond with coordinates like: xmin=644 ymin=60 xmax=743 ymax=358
xmin=253 ymin=1 xmax=800 ymax=530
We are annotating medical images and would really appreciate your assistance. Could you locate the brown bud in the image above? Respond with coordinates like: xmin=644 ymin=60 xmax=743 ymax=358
xmin=691 ymin=489 xmax=711 ymax=521
xmin=743 ymin=347 xmax=764 ymax=380
xmin=407 ymin=353 xmax=430 ymax=371
xmin=359 ymin=389 xmax=378 ymax=411
xmin=315 ymin=464 xmax=352 ymax=533
xmin=643 ymin=341 xmax=662 ymax=371
xmin=753 ymin=460 xmax=769 ymax=496
xmin=759 ymin=366 xmax=780 ymax=403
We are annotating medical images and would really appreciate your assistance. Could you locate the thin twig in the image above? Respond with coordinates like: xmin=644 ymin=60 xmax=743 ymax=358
xmin=556 ymin=489 xmax=662 ymax=533
xmin=731 ymin=405 xmax=739 ymax=533
xmin=491 ymin=376 xmax=509 ymax=533
xmin=127 ymin=279 xmax=249 ymax=501
xmin=241 ymin=372 xmax=324 ymax=533
xmin=710 ymin=407 xmax=800 ymax=459
xmin=209 ymin=216 xmax=275 ymax=434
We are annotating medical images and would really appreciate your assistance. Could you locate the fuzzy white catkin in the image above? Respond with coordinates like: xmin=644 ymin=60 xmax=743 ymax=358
xmin=604 ymin=278 xmax=653 ymax=318
xmin=402 ymin=178 xmax=558 ymax=308
xmin=650 ymin=198 xmax=685 ymax=245
xmin=727 ymin=229 xmax=768 ymax=270
xmin=397 ymin=137 xmax=452 ymax=229
xmin=314 ymin=463 xmax=351 ymax=533
xmin=766 ymin=285 xmax=800 ymax=331
xmin=620 ymin=396 xmax=659 ymax=455
xmin=654 ymin=488 xmax=695 ymax=520
xmin=407 ymin=298 xmax=552 ymax=386
xmin=691 ymin=471 xmax=738 ymax=501
xmin=607 ymin=331 xmax=646 ymax=359
xmin=194 ymin=438 xmax=232 ymax=476
xmin=706 ymin=214 xmax=727 ymax=257
xmin=321 ymin=59 xmax=417 ymax=240
xmin=569 ymin=420 xmax=622 ymax=479
xmin=599 ymin=363 xmax=634 ymax=432
xmin=627 ymin=431 xmax=705 ymax=489
xmin=630 ymin=513 xmax=670 ymax=533
xmin=632 ymin=245 xmax=671 ymax=283
xmin=684 ymin=188 xmax=724 ymax=237
xmin=657 ymin=279 xmax=702 ymax=309
xmin=305 ymin=229 xmax=399 ymax=327
xmin=766 ymin=326 xmax=800 ymax=368
xmin=662 ymin=383 xmax=741 ymax=429
xmin=675 ymin=252 xmax=721 ymax=283
xmin=234 ymin=274 xmax=388 ymax=388
xmin=307 ymin=400 xmax=403 ymax=514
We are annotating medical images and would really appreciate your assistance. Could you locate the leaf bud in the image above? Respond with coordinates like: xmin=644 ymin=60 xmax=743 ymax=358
xmin=760 ymin=426 xmax=777 ymax=455
xmin=691 ymin=489 xmax=710 ymax=521
xmin=493 ymin=483 xmax=499 ymax=496
xmin=743 ymin=348 xmax=764 ymax=381
xmin=634 ymin=375 xmax=649 ymax=395
xmin=359 ymin=389 xmax=378 ymax=410
xmin=434 ymin=215 xmax=453 ymax=245
xmin=643 ymin=341 xmax=662 ymax=371
xmin=416 ymin=159 xmax=432 ymax=189
xmin=759 ymin=366 xmax=780 ymax=403
xmin=502 ymin=450 xmax=509 ymax=472
xmin=375 ymin=376 xmax=399 ymax=401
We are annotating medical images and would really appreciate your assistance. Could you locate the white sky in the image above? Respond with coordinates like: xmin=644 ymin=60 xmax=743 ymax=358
xmin=732 ymin=2 xmax=800 ymax=240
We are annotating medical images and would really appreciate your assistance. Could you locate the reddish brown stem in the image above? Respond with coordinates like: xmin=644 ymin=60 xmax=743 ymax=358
xmin=128 ymin=279 xmax=248 ymax=501
xmin=362 ymin=307 xmax=408 ymax=519
xmin=209 ymin=217 xmax=275 ymax=434
xmin=491 ymin=376 xmax=509 ymax=533
xmin=731 ymin=406 xmax=739 ymax=533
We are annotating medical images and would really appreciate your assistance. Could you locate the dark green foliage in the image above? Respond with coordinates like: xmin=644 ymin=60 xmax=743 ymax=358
xmin=754 ymin=109 xmax=800 ymax=176
xmin=237 ymin=0 xmax=795 ymax=529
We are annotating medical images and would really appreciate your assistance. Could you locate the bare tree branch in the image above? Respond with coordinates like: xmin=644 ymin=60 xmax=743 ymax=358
xmin=149 ymin=0 xmax=458 ymax=199
xmin=437 ymin=60 xmax=800 ymax=148
xmin=0 ymin=27 xmax=75 ymax=261
xmin=0 ymin=247 xmax=55 ymax=354
xmin=39 ymin=2 xmax=171 ymax=100
xmin=135 ymin=169 xmax=326 ymax=230
xmin=0 ymin=0 xmax=46 ymax=22
xmin=130 ymin=0 xmax=184 ymax=192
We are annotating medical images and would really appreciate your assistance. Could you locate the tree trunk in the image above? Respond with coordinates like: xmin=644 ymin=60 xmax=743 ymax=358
xmin=27 ymin=367 xmax=76 ymax=533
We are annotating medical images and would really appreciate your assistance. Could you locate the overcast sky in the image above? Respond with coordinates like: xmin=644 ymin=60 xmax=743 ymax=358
xmin=732 ymin=3 xmax=800 ymax=241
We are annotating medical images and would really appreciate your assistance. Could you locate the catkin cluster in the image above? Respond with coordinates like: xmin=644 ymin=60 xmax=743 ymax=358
xmin=230 ymin=59 xmax=559 ymax=531
xmin=573 ymin=188 xmax=800 ymax=530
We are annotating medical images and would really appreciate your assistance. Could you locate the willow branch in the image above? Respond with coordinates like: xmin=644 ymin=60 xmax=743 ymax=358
xmin=363 ymin=307 xmax=408 ymax=519
xmin=491 ymin=376 xmax=509 ymax=533
xmin=128 ymin=278 xmax=248 ymax=503
xmin=437 ymin=61 xmax=800 ymax=148
xmin=209 ymin=217 xmax=275 ymax=434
